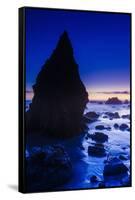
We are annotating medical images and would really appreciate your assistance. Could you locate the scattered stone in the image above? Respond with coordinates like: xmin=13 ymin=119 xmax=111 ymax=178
xmin=121 ymin=114 xmax=130 ymax=120
xmin=90 ymin=175 xmax=99 ymax=183
xmin=95 ymin=125 xmax=111 ymax=131
xmin=122 ymin=147 xmax=127 ymax=150
xmin=119 ymin=155 xmax=128 ymax=161
xmin=103 ymin=157 xmax=128 ymax=177
xmin=88 ymin=132 xmax=108 ymax=143
xmin=88 ymin=143 xmax=106 ymax=157
xmin=84 ymin=112 xmax=99 ymax=121
xmin=103 ymin=115 xmax=108 ymax=118
xmin=114 ymin=123 xmax=119 ymax=129
xmin=119 ymin=124 xmax=129 ymax=131
xmin=104 ymin=112 xmax=120 ymax=119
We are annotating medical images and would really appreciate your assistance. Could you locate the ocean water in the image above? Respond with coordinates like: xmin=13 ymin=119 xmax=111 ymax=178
xmin=25 ymin=101 xmax=131 ymax=190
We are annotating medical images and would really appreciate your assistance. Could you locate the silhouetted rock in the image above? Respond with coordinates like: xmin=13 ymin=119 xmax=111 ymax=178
xmin=84 ymin=112 xmax=99 ymax=121
xmin=114 ymin=123 xmax=119 ymax=129
xmin=121 ymin=114 xmax=130 ymax=120
xmin=105 ymin=97 xmax=122 ymax=104
xmin=88 ymin=132 xmax=108 ymax=143
xmin=119 ymin=124 xmax=129 ymax=131
xmin=124 ymin=100 xmax=129 ymax=104
xmin=26 ymin=145 xmax=72 ymax=192
xmin=119 ymin=155 xmax=128 ymax=161
xmin=103 ymin=115 xmax=108 ymax=119
xmin=103 ymin=157 xmax=128 ymax=177
xmin=95 ymin=125 xmax=111 ymax=131
xmin=90 ymin=175 xmax=99 ymax=183
xmin=26 ymin=31 xmax=88 ymax=137
xmin=88 ymin=143 xmax=106 ymax=157
xmin=104 ymin=112 xmax=120 ymax=119
xmin=127 ymin=128 xmax=130 ymax=132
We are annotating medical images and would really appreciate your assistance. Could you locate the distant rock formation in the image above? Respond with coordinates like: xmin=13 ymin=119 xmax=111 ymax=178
xmin=105 ymin=97 xmax=122 ymax=104
xmin=26 ymin=31 xmax=88 ymax=137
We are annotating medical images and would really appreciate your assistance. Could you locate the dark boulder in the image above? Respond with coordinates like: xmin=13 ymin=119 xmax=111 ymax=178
xmin=84 ymin=112 xmax=99 ymax=121
xmin=104 ymin=112 xmax=120 ymax=119
xmin=124 ymin=100 xmax=129 ymax=104
xmin=105 ymin=97 xmax=122 ymax=105
xmin=103 ymin=157 xmax=128 ymax=177
xmin=121 ymin=114 xmax=130 ymax=120
xmin=95 ymin=125 xmax=111 ymax=131
xmin=88 ymin=132 xmax=108 ymax=143
xmin=90 ymin=175 xmax=99 ymax=183
xmin=26 ymin=31 xmax=88 ymax=137
xmin=26 ymin=145 xmax=72 ymax=192
xmin=119 ymin=124 xmax=129 ymax=131
xmin=103 ymin=115 xmax=108 ymax=119
xmin=88 ymin=143 xmax=106 ymax=157
xmin=114 ymin=123 xmax=119 ymax=129
xmin=119 ymin=155 xmax=128 ymax=161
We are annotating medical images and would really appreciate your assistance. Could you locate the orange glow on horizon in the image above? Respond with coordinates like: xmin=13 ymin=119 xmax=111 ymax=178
xmin=89 ymin=92 xmax=130 ymax=101
xmin=26 ymin=90 xmax=130 ymax=102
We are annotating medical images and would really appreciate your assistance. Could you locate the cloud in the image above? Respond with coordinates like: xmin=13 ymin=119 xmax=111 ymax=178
xmin=26 ymin=90 xmax=33 ymax=94
xmin=95 ymin=91 xmax=130 ymax=94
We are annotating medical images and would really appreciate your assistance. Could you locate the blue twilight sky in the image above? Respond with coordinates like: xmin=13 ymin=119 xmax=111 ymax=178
xmin=25 ymin=8 xmax=131 ymax=94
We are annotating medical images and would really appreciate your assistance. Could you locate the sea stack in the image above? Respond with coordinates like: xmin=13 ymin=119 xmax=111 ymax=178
xmin=26 ymin=31 xmax=88 ymax=137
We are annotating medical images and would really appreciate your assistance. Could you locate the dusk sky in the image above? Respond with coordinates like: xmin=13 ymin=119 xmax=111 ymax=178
xmin=25 ymin=8 xmax=131 ymax=100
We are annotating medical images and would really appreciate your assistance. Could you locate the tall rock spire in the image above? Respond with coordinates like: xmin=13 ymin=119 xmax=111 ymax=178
xmin=26 ymin=31 xmax=88 ymax=137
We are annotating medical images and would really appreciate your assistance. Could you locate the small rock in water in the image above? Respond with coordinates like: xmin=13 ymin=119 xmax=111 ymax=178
xmin=119 ymin=124 xmax=129 ymax=131
xmin=88 ymin=132 xmax=108 ymax=143
xmin=95 ymin=125 xmax=105 ymax=130
xmin=121 ymin=114 xmax=130 ymax=120
xmin=114 ymin=123 xmax=119 ymax=129
xmin=95 ymin=125 xmax=111 ymax=131
xmin=84 ymin=112 xmax=99 ymax=121
xmin=104 ymin=112 xmax=120 ymax=119
xmin=103 ymin=157 xmax=128 ymax=177
xmin=90 ymin=175 xmax=99 ymax=183
xmin=119 ymin=155 xmax=128 ymax=161
xmin=88 ymin=143 xmax=106 ymax=157
xmin=103 ymin=115 xmax=108 ymax=118
xmin=122 ymin=146 xmax=127 ymax=150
